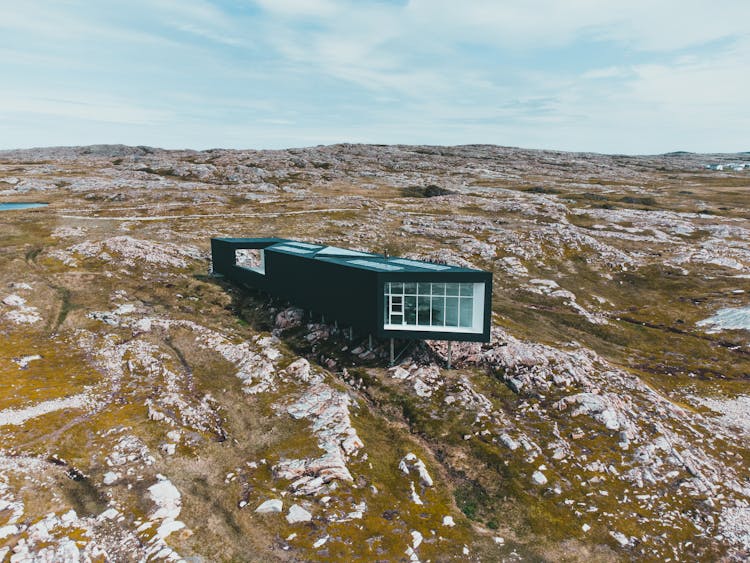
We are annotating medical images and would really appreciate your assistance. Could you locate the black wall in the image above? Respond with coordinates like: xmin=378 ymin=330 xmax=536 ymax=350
xmin=212 ymin=239 xmax=380 ymax=332
xmin=258 ymin=251 xmax=380 ymax=332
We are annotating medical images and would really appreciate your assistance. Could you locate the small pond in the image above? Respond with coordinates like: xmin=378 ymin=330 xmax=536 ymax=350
xmin=0 ymin=202 xmax=48 ymax=211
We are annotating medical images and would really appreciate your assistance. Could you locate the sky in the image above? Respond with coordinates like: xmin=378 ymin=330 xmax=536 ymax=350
xmin=0 ymin=0 xmax=748 ymax=154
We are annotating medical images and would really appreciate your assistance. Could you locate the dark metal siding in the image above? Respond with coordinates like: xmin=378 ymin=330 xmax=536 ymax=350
xmin=259 ymin=250 xmax=379 ymax=331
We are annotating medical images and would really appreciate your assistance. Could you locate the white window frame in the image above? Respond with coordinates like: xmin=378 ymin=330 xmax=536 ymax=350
xmin=383 ymin=282 xmax=484 ymax=334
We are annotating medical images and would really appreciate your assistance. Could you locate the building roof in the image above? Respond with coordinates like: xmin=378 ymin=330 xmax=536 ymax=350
xmin=215 ymin=237 xmax=483 ymax=274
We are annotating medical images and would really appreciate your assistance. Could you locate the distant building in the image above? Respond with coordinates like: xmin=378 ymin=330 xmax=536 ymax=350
xmin=706 ymin=163 xmax=748 ymax=171
xmin=211 ymin=238 xmax=493 ymax=347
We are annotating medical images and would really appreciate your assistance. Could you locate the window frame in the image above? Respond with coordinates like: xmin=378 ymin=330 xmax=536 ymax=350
xmin=383 ymin=281 xmax=484 ymax=334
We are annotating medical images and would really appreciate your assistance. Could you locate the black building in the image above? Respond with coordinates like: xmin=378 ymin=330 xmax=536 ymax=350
xmin=211 ymin=238 xmax=492 ymax=345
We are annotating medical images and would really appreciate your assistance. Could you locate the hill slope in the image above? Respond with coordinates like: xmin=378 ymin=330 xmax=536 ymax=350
xmin=0 ymin=144 xmax=749 ymax=561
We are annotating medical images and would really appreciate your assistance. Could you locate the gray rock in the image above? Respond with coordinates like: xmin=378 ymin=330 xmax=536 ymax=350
xmin=286 ymin=504 xmax=312 ymax=523
xmin=507 ymin=378 xmax=524 ymax=393
xmin=255 ymin=499 xmax=283 ymax=514
xmin=499 ymin=433 xmax=520 ymax=451
xmin=531 ymin=471 xmax=548 ymax=486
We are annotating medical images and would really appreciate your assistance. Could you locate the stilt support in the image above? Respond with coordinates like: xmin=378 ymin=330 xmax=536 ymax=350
xmin=368 ymin=334 xmax=373 ymax=351
xmin=390 ymin=338 xmax=395 ymax=366
xmin=447 ymin=340 xmax=452 ymax=370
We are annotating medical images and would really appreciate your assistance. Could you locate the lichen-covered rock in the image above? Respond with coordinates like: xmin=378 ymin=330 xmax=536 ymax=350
xmin=286 ymin=504 xmax=312 ymax=523
xmin=69 ymin=236 xmax=204 ymax=268
xmin=274 ymin=384 xmax=364 ymax=495
xmin=275 ymin=307 xmax=305 ymax=330
xmin=399 ymin=453 xmax=433 ymax=487
xmin=256 ymin=499 xmax=283 ymax=514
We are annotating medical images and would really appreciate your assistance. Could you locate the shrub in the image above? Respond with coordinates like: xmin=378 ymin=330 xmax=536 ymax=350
xmin=401 ymin=185 xmax=454 ymax=198
xmin=620 ymin=196 xmax=657 ymax=206
xmin=524 ymin=186 xmax=561 ymax=194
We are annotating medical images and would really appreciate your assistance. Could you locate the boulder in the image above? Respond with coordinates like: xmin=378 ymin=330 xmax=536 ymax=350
xmin=256 ymin=499 xmax=283 ymax=514
xmin=286 ymin=504 xmax=312 ymax=523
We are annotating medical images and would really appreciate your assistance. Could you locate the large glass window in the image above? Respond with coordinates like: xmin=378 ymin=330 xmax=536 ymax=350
xmin=459 ymin=298 xmax=473 ymax=328
xmin=384 ymin=281 xmax=482 ymax=332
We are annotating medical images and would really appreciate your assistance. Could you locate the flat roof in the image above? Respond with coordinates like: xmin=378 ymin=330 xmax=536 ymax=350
xmin=214 ymin=237 xmax=484 ymax=274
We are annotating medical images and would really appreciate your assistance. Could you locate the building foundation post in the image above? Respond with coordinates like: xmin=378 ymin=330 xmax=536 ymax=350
xmin=390 ymin=338 xmax=394 ymax=366
xmin=447 ymin=340 xmax=452 ymax=370
xmin=368 ymin=334 xmax=373 ymax=351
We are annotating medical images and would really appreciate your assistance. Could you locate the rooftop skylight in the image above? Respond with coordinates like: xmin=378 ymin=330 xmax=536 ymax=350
xmin=273 ymin=245 xmax=314 ymax=254
xmin=348 ymin=259 xmax=403 ymax=271
xmin=317 ymin=246 xmax=374 ymax=257
xmin=285 ymin=241 xmax=321 ymax=249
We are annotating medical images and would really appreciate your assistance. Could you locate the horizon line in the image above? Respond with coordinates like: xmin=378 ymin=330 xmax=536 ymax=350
xmin=1 ymin=142 xmax=749 ymax=159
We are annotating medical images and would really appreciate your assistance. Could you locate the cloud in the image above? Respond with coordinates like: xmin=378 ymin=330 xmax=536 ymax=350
xmin=144 ymin=0 xmax=252 ymax=46
xmin=1 ymin=0 xmax=748 ymax=152
xmin=624 ymin=40 xmax=750 ymax=131
xmin=0 ymin=92 xmax=170 ymax=125
xmin=406 ymin=1 xmax=750 ymax=52
xmin=250 ymin=0 xmax=750 ymax=54
xmin=581 ymin=67 xmax=629 ymax=80
xmin=247 ymin=0 xmax=750 ymax=106
xmin=252 ymin=0 xmax=341 ymax=18
xmin=0 ymin=1 xmax=173 ymax=47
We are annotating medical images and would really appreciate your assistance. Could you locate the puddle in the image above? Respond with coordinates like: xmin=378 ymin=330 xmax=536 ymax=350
xmin=0 ymin=202 xmax=48 ymax=211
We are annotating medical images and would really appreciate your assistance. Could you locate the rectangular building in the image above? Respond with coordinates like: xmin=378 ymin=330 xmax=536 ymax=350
xmin=211 ymin=237 xmax=492 ymax=343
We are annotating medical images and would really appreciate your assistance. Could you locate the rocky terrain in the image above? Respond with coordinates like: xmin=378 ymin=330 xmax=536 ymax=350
xmin=0 ymin=143 xmax=748 ymax=562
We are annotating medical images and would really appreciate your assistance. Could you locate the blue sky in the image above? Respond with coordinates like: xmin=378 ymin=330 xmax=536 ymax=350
xmin=1 ymin=0 xmax=748 ymax=154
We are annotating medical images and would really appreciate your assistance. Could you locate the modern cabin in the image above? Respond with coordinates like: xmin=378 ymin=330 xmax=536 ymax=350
xmin=211 ymin=237 xmax=492 ymax=344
